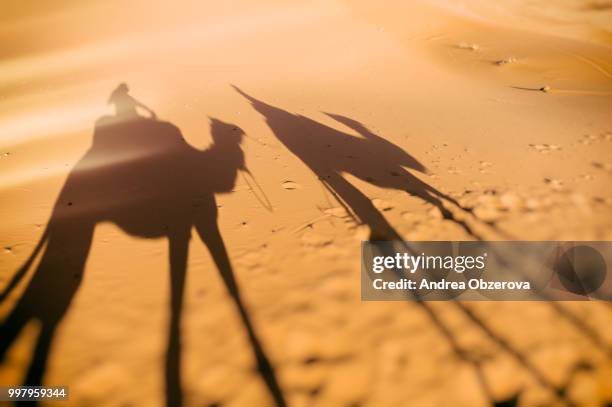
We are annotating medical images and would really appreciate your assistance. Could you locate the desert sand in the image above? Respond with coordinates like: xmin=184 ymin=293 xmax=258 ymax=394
xmin=1 ymin=0 xmax=612 ymax=406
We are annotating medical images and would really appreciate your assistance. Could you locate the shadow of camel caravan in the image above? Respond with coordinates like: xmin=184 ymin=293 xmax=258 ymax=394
xmin=0 ymin=84 xmax=286 ymax=407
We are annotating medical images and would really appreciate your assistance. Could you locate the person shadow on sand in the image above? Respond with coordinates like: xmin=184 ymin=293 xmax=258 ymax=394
xmin=0 ymin=84 xmax=285 ymax=407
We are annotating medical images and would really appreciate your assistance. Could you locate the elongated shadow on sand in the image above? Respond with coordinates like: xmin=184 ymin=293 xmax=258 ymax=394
xmin=233 ymin=86 xmax=479 ymax=240
xmin=234 ymin=87 xmax=598 ymax=406
xmin=0 ymin=85 xmax=286 ymax=407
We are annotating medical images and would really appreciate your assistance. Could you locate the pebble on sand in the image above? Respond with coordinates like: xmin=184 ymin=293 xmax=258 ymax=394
xmin=496 ymin=57 xmax=516 ymax=65
xmin=592 ymin=162 xmax=612 ymax=172
xmin=372 ymin=198 xmax=393 ymax=211
xmin=282 ymin=181 xmax=301 ymax=190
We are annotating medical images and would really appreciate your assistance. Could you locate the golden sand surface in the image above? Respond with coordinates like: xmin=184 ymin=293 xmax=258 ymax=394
xmin=1 ymin=1 xmax=611 ymax=406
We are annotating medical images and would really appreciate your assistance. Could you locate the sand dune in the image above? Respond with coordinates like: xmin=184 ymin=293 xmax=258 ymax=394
xmin=1 ymin=1 xmax=611 ymax=406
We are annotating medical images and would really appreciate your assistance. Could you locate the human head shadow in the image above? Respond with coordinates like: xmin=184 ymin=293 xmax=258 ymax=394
xmin=0 ymin=85 xmax=286 ymax=406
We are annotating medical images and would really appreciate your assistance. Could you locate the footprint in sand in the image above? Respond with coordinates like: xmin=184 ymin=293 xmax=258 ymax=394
xmin=580 ymin=135 xmax=598 ymax=145
xmin=371 ymin=198 xmax=393 ymax=211
xmin=543 ymin=177 xmax=564 ymax=191
xmin=593 ymin=197 xmax=612 ymax=206
xmin=457 ymin=42 xmax=480 ymax=51
xmin=579 ymin=133 xmax=612 ymax=145
xmin=592 ymin=162 xmax=612 ymax=173
xmin=323 ymin=207 xmax=351 ymax=219
xmin=401 ymin=211 xmax=422 ymax=225
xmin=281 ymin=181 xmax=301 ymax=190
xmin=479 ymin=161 xmax=493 ymax=173
xmin=471 ymin=195 xmax=505 ymax=222
xmin=300 ymin=230 xmax=333 ymax=247
xmin=498 ymin=193 xmax=524 ymax=211
xmin=529 ymin=144 xmax=562 ymax=153
xmin=447 ymin=166 xmax=461 ymax=175
xmin=467 ymin=191 xmax=526 ymax=222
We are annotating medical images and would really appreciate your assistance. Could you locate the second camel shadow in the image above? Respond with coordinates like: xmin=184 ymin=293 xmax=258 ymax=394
xmin=0 ymin=86 xmax=286 ymax=407
xmin=234 ymin=86 xmax=480 ymax=240
xmin=234 ymin=87 xmax=579 ymax=407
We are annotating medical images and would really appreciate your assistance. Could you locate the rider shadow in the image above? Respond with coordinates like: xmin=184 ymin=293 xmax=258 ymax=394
xmin=0 ymin=84 xmax=286 ymax=407
xmin=233 ymin=86 xmax=479 ymax=240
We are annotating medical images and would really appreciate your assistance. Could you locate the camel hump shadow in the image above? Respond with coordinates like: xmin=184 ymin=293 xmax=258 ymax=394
xmin=51 ymin=113 xmax=245 ymax=239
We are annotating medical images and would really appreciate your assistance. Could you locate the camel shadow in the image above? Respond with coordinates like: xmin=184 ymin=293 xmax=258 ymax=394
xmin=0 ymin=85 xmax=285 ymax=407
xmin=234 ymin=87 xmax=582 ymax=406
xmin=233 ymin=86 xmax=480 ymax=240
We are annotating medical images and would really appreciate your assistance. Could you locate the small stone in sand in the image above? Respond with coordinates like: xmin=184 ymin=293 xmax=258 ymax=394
xmin=281 ymin=181 xmax=300 ymax=190
xmin=592 ymin=162 xmax=612 ymax=172
xmin=372 ymin=198 xmax=393 ymax=211
xmin=539 ymin=86 xmax=551 ymax=93
xmin=593 ymin=197 xmax=612 ymax=206
xmin=496 ymin=57 xmax=516 ymax=65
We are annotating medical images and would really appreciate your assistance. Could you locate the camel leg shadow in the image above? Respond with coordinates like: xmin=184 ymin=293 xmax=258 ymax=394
xmin=195 ymin=219 xmax=286 ymax=407
xmin=165 ymin=227 xmax=191 ymax=407
xmin=0 ymin=219 xmax=94 ymax=406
